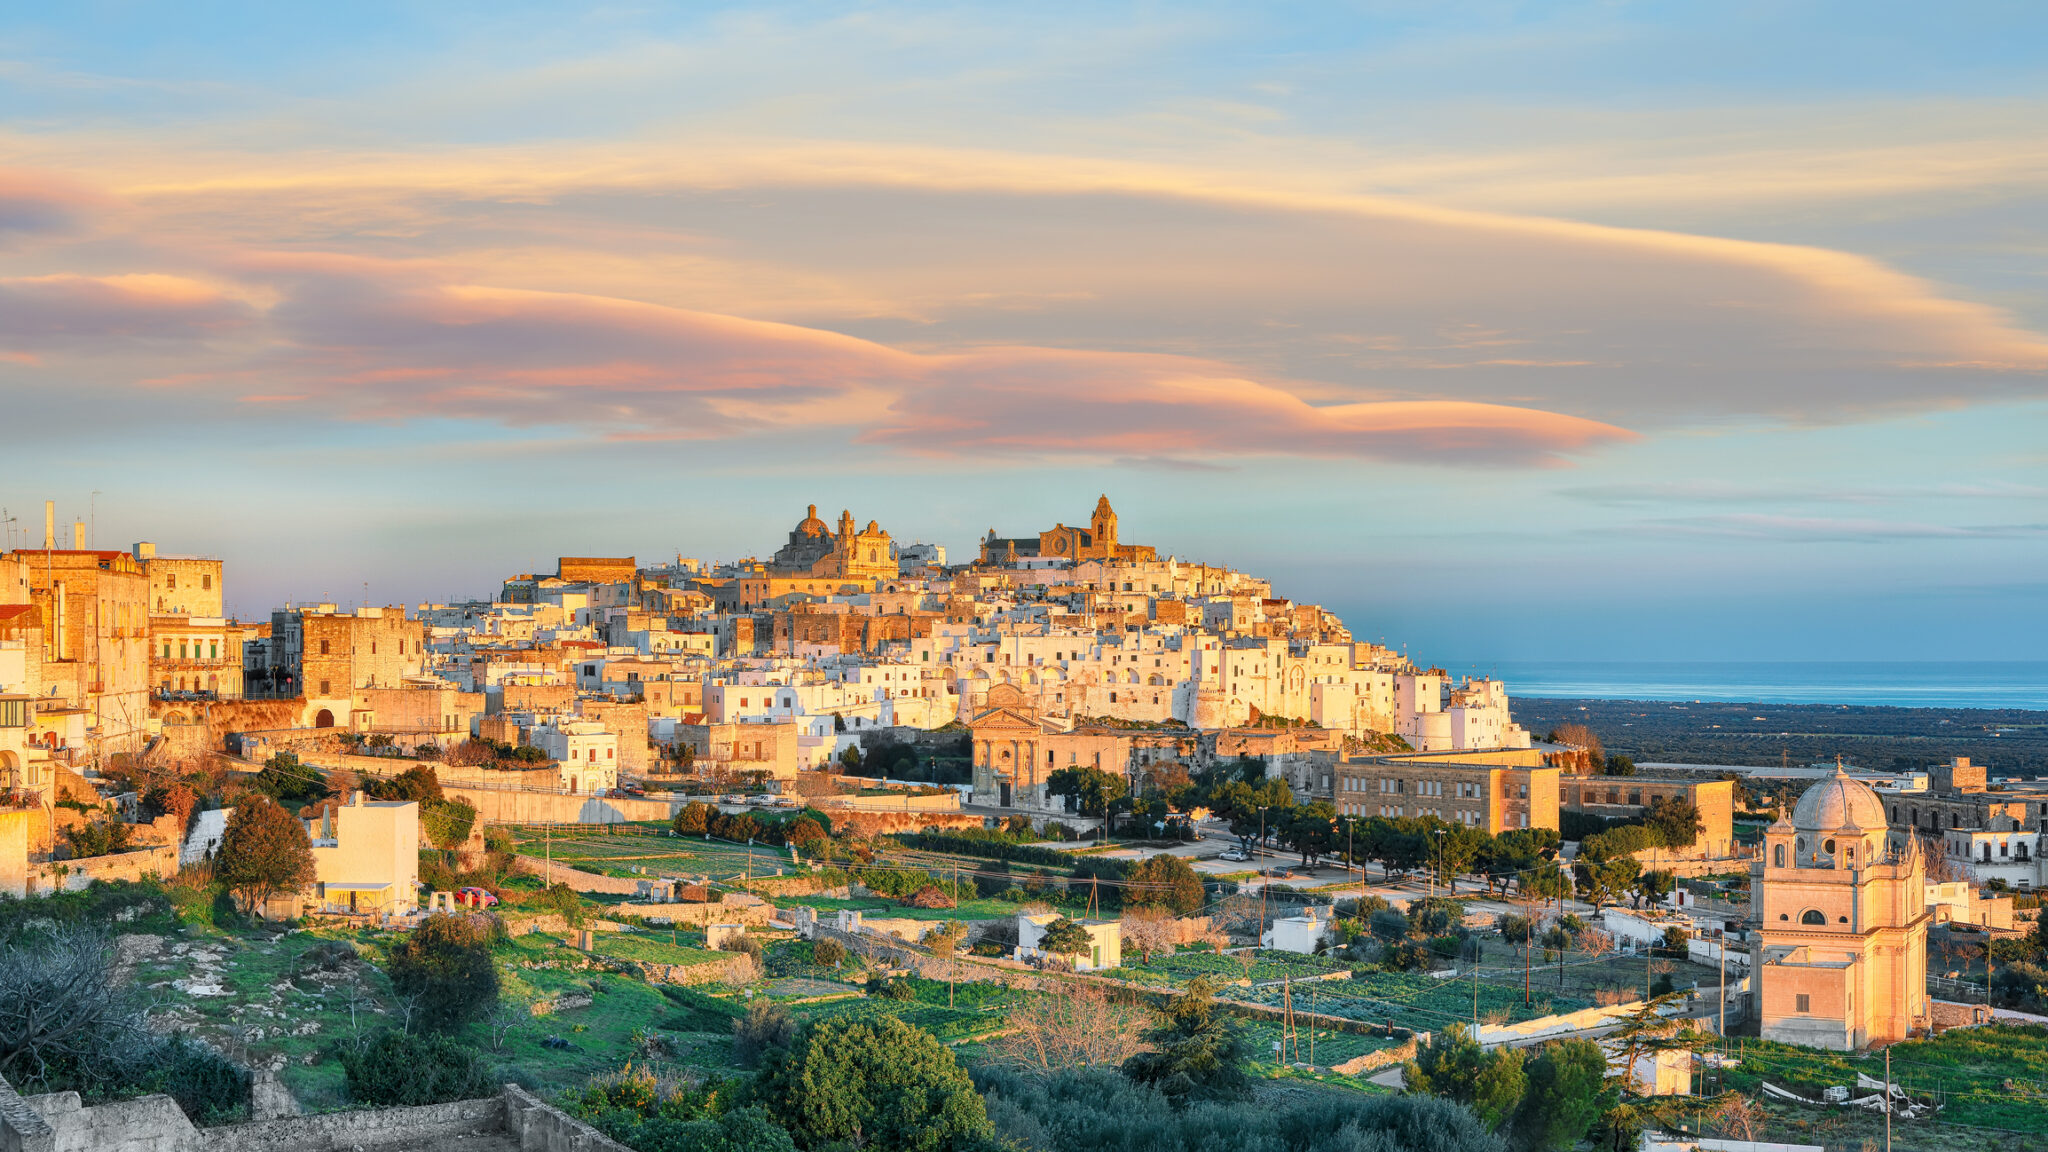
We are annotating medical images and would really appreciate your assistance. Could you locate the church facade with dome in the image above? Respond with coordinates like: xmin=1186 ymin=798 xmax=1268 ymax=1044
xmin=1750 ymin=767 xmax=1930 ymax=1050
xmin=769 ymin=505 xmax=898 ymax=583
xmin=979 ymin=496 xmax=1159 ymax=565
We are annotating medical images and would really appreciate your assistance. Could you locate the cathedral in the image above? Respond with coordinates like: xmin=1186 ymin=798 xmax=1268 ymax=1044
xmin=980 ymin=495 xmax=1158 ymax=565
xmin=1751 ymin=766 xmax=1930 ymax=1049
xmin=770 ymin=505 xmax=898 ymax=582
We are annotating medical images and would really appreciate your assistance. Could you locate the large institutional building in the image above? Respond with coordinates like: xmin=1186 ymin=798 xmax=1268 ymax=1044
xmin=1751 ymin=767 xmax=1930 ymax=1050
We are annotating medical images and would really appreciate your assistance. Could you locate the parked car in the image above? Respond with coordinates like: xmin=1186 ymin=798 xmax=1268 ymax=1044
xmin=1219 ymin=848 xmax=1250 ymax=862
xmin=618 ymin=782 xmax=646 ymax=796
xmin=457 ymin=886 xmax=499 ymax=908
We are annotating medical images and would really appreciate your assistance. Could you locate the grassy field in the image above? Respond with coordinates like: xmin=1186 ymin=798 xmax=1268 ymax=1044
xmin=508 ymin=827 xmax=801 ymax=883
xmin=1713 ymin=1027 xmax=2048 ymax=1135
xmin=1473 ymin=943 xmax=1723 ymax=1003
xmin=1245 ymin=969 xmax=1587 ymax=1034
xmin=1117 ymin=948 xmax=1355 ymax=988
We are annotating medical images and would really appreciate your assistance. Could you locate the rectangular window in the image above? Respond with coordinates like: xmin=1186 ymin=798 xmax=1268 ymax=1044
xmin=1795 ymin=994 xmax=1810 ymax=1013
xmin=319 ymin=680 xmax=331 ymax=695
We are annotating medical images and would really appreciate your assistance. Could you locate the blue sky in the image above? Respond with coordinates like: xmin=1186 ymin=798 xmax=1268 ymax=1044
xmin=1 ymin=2 xmax=2043 ymax=662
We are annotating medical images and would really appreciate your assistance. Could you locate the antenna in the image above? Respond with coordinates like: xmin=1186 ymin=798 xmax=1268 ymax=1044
xmin=0 ymin=509 xmax=14 ymax=551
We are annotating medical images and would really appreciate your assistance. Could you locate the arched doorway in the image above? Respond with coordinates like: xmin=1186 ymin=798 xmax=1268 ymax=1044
xmin=314 ymin=708 xmax=335 ymax=728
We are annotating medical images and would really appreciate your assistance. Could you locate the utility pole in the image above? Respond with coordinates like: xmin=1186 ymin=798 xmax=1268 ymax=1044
xmin=1718 ymin=929 xmax=1727 ymax=1041
xmin=1885 ymin=1047 xmax=1893 ymax=1152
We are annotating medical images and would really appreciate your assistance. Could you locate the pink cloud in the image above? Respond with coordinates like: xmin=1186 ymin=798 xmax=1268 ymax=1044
xmin=0 ymin=170 xmax=98 ymax=240
xmin=217 ymin=258 xmax=1628 ymax=465
xmin=0 ymin=273 xmax=255 ymax=350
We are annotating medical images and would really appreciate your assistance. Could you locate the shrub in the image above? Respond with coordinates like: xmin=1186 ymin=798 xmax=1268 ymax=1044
xmin=385 ymin=913 xmax=500 ymax=1032
xmin=338 ymin=1030 xmax=491 ymax=1105
xmin=156 ymin=1034 xmax=251 ymax=1125
xmin=812 ymin=937 xmax=847 ymax=967
xmin=61 ymin=818 xmax=134 ymax=859
xmin=977 ymin=1065 xmax=1500 ymax=1152
xmin=753 ymin=1015 xmax=991 ymax=1152
xmin=733 ymin=1001 xmax=798 ymax=1067
xmin=420 ymin=798 xmax=478 ymax=850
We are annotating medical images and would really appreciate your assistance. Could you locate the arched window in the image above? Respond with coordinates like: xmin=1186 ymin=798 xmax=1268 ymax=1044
xmin=1800 ymin=909 xmax=1826 ymax=925
xmin=1773 ymin=844 xmax=1785 ymax=867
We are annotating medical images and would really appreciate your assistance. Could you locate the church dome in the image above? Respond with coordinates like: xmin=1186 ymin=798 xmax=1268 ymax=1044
xmin=794 ymin=504 xmax=829 ymax=539
xmin=1791 ymin=768 xmax=1887 ymax=833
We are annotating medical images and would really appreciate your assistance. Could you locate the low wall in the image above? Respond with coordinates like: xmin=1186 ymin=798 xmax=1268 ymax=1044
xmin=204 ymin=1097 xmax=501 ymax=1152
xmin=812 ymin=792 xmax=962 ymax=813
xmin=0 ymin=1080 xmax=628 ymax=1152
xmin=448 ymin=787 xmax=677 ymax=826
xmin=29 ymin=844 xmax=178 ymax=894
xmin=823 ymin=811 xmax=984 ymax=835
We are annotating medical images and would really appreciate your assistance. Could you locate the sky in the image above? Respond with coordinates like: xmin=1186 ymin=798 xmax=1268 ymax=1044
xmin=1 ymin=2 xmax=2044 ymax=665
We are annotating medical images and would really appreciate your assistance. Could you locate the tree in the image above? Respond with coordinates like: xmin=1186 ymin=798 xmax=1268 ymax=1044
xmin=1047 ymin=766 xmax=1127 ymax=830
xmin=1121 ymin=906 xmax=1179 ymax=963
xmin=1279 ymin=802 xmax=1340 ymax=867
xmin=373 ymin=763 xmax=445 ymax=804
xmin=1403 ymin=1025 xmax=1485 ymax=1103
xmin=784 ymin=817 xmax=826 ymax=849
xmin=385 ymin=913 xmax=500 ymax=1033
xmin=1513 ymin=1038 xmax=1613 ymax=1152
xmin=754 ymin=1015 xmax=991 ymax=1152
xmin=1125 ymin=852 xmax=1205 ymax=916
xmin=1550 ymin=723 xmax=1603 ymax=771
xmin=1633 ymin=869 xmax=1675 ymax=910
xmin=1037 ymin=916 xmax=1091 ymax=959
xmin=1472 ymin=1045 xmax=1528 ymax=1132
xmin=1604 ymin=754 xmax=1636 ymax=776
xmin=215 ymin=794 xmax=315 ymax=914
xmin=253 ymin=752 xmax=328 ymax=806
xmin=1120 ymin=978 xmax=1253 ymax=1103
xmin=1497 ymin=912 xmax=1535 ymax=957
xmin=1645 ymin=798 xmax=1703 ymax=849
xmin=839 ymin=745 xmax=864 ymax=773
xmin=674 ymin=801 xmax=713 ymax=835
xmin=991 ymin=989 xmax=1152 ymax=1072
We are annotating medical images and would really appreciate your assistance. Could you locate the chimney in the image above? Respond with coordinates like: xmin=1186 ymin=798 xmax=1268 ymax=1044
xmin=133 ymin=542 xmax=155 ymax=562
xmin=43 ymin=502 xmax=54 ymax=550
xmin=72 ymin=521 xmax=84 ymax=550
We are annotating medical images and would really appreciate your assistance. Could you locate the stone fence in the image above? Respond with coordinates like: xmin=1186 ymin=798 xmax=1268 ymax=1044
xmin=0 ymin=1078 xmax=623 ymax=1152
xmin=27 ymin=844 xmax=179 ymax=895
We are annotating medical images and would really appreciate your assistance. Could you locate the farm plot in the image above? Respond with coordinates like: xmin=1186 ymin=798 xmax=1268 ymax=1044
xmin=1244 ymin=969 xmax=1587 ymax=1034
xmin=510 ymin=827 xmax=800 ymax=883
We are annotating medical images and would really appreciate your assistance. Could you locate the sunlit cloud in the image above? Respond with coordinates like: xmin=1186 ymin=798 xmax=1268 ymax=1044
xmin=0 ymin=272 xmax=255 ymax=350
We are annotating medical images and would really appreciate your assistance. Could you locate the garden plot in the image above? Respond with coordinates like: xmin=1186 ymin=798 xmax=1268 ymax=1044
xmin=1244 ymin=970 xmax=1587 ymax=1034
xmin=1118 ymin=948 xmax=1354 ymax=988
xmin=510 ymin=827 xmax=799 ymax=883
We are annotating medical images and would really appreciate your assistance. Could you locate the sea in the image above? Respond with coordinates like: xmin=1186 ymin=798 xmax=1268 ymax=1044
xmin=1432 ymin=661 xmax=2048 ymax=712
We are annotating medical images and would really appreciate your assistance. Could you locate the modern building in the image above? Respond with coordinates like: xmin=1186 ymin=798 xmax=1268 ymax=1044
xmin=1559 ymin=775 xmax=1738 ymax=858
xmin=304 ymin=791 xmax=420 ymax=916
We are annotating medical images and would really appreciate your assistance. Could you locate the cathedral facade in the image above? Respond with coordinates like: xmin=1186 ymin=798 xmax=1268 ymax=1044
xmin=980 ymin=495 xmax=1158 ymax=565
xmin=770 ymin=505 xmax=897 ymax=582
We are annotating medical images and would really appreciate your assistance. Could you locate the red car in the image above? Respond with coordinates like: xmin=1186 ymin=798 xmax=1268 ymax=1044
xmin=457 ymin=886 xmax=499 ymax=908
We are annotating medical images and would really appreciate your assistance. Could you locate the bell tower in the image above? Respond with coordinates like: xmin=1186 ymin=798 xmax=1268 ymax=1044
xmin=1090 ymin=495 xmax=1118 ymax=556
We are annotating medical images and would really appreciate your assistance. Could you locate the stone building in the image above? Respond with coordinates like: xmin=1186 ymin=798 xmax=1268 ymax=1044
xmin=258 ymin=605 xmax=427 ymax=727
xmin=770 ymin=506 xmax=898 ymax=582
xmin=1884 ymin=757 xmax=2048 ymax=890
xmin=1751 ymin=768 xmax=1929 ymax=1050
xmin=1559 ymin=775 xmax=1738 ymax=858
xmin=4 ymin=547 xmax=151 ymax=759
xmin=979 ymin=495 xmax=1159 ymax=565
xmin=1332 ymin=749 xmax=1559 ymax=833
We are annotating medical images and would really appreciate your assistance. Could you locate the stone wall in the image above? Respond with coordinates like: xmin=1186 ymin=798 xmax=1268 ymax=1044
xmin=0 ymin=1080 xmax=627 ymax=1152
xmin=29 ymin=843 xmax=177 ymax=894
xmin=446 ymin=786 xmax=676 ymax=826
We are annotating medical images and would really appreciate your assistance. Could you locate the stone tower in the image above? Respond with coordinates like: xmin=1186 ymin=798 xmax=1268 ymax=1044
xmin=1090 ymin=495 xmax=1118 ymax=555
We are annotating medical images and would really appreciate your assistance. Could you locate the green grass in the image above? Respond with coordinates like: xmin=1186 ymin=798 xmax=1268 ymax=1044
xmin=772 ymin=895 xmax=1017 ymax=921
xmin=1236 ymin=1018 xmax=1399 ymax=1068
xmin=583 ymin=931 xmax=729 ymax=968
xmin=1117 ymin=949 xmax=1354 ymax=987
xmin=1248 ymin=970 xmax=1585 ymax=1034
xmin=1717 ymin=1027 xmax=2048 ymax=1133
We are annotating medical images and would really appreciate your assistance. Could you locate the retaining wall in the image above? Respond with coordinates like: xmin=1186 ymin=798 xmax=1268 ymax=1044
xmin=0 ymin=1080 xmax=628 ymax=1152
